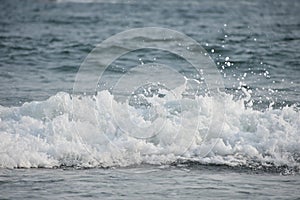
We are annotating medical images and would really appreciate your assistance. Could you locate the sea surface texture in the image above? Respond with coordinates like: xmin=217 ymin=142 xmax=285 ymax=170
xmin=0 ymin=0 xmax=299 ymax=199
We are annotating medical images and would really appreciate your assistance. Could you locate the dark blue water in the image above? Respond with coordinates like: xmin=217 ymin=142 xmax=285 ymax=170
xmin=0 ymin=0 xmax=300 ymax=199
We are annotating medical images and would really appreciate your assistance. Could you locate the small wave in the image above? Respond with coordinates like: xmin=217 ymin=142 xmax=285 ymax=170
xmin=0 ymin=88 xmax=299 ymax=172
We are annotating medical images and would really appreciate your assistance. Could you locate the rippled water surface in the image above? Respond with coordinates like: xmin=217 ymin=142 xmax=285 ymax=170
xmin=1 ymin=166 xmax=300 ymax=199
xmin=0 ymin=0 xmax=300 ymax=199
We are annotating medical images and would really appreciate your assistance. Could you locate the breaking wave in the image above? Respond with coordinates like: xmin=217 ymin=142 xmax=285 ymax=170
xmin=0 ymin=87 xmax=299 ymax=172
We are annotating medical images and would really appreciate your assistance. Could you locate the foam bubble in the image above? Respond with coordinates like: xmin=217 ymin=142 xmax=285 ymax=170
xmin=0 ymin=89 xmax=299 ymax=169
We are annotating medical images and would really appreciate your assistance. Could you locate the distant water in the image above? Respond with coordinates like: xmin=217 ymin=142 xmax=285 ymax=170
xmin=0 ymin=0 xmax=300 ymax=199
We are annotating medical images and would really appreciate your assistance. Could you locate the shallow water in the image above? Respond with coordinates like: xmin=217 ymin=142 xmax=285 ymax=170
xmin=0 ymin=0 xmax=300 ymax=199
xmin=1 ymin=166 xmax=300 ymax=199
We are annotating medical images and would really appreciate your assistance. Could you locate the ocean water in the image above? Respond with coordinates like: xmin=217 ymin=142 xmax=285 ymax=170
xmin=1 ymin=0 xmax=300 ymax=199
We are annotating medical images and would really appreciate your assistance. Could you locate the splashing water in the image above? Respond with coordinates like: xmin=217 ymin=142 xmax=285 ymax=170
xmin=0 ymin=82 xmax=299 ymax=171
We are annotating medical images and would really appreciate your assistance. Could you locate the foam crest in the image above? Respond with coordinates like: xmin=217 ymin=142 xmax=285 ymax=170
xmin=0 ymin=90 xmax=299 ymax=169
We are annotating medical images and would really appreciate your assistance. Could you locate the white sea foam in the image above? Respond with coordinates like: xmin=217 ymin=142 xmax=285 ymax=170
xmin=0 ymin=89 xmax=299 ymax=169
